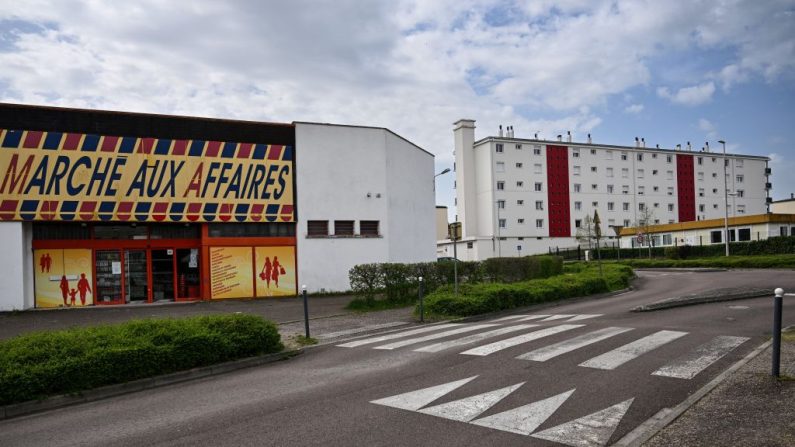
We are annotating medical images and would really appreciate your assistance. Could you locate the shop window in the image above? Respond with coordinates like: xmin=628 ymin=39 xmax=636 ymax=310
xmin=334 ymin=220 xmax=355 ymax=236
xmin=94 ymin=224 xmax=148 ymax=240
xmin=710 ymin=230 xmax=722 ymax=244
xmin=738 ymin=228 xmax=751 ymax=241
xmin=307 ymin=221 xmax=329 ymax=237
xmin=360 ymin=220 xmax=380 ymax=236
xmin=781 ymin=226 xmax=789 ymax=237
xmin=210 ymin=223 xmax=295 ymax=237
xmin=150 ymin=224 xmax=200 ymax=239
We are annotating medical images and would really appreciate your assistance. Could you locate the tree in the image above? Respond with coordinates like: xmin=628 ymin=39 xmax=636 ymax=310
xmin=575 ymin=215 xmax=596 ymax=249
xmin=635 ymin=207 xmax=656 ymax=259
xmin=593 ymin=210 xmax=604 ymax=276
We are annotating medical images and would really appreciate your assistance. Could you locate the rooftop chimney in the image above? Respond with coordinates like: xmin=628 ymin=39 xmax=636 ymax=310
xmin=534 ymin=132 xmax=538 ymax=139
xmin=641 ymin=137 xmax=645 ymax=148
xmin=676 ymin=144 xmax=681 ymax=150
xmin=566 ymin=131 xmax=572 ymax=143
xmin=508 ymin=126 xmax=514 ymax=138
xmin=557 ymin=134 xmax=562 ymax=142
xmin=498 ymin=125 xmax=503 ymax=138
xmin=656 ymin=144 xmax=659 ymax=148
xmin=587 ymin=133 xmax=592 ymax=144
xmin=635 ymin=137 xmax=640 ymax=148
xmin=705 ymin=141 xmax=710 ymax=152
xmin=687 ymin=141 xmax=691 ymax=151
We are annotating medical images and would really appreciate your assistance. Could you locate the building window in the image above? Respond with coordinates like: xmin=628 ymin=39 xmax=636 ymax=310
xmin=499 ymin=219 xmax=506 ymax=228
xmin=736 ymin=174 xmax=744 ymax=183
xmin=360 ymin=221 xmax=380 ymax=236
xmin=467 ymin=241 xmax=474 ymax=249
xmin=736 ymin=189 xmax=744 ymax=198
xmin=637 ymin=169 xmax=644 ymax=178
xmin=736 ymin=159 xmax=743 ymax=168
xmin=698 ymin=172 xmax=704 ymax=181
xmin=606 ymin=151 xmax=613 ymax=159
xmin=637 ymin=153 xmax=643 ymax=161
xmin=738 ymin=228 xmax=751 ymax=241
xmin=622 ymin=168 xmax=629 ymax=178
xmin=621 ymin=152 xmax=628 ymax=161
xmin=534 ymin=163 xmax=542 ymax=173
xmin=699 ymin=188 xmax=705 ymax=197
xmin=699 ymin=204 xmax=706 ymax=212
xmin=334 ymin=220 xmax=355 ymax=236
xmin=497 ymin=200 xmax=505 ymax=209
xmin=638 ymin=186 xmax=645 ymax=195
xmin=652 ymin=153 xmax=658 ymax=159
xmin=607 ymin=184 xmax=614 ymax=193
xmin=652 ymin=169 xmax=658 ymax=175
xmin=575 ymin=219 xmax=582 ymax=228
xmin=592 ymin=201 xmax=599 ymax=207
xmin=591 ymin=184 xmax=598 ymax=190
xmin=497 ymin=181 xmax=505 ymax=190
xmin=710 ymin=230 xmax=722 ymax=244
xmin=662 ymin=234 xmax=673 ymax=245
xmin=516 ymin=162 xmax=523 ymax=168
xmin=496 ymin=143 xmax=504 ymax=153
xmin=624 ymin=219 xmax=631 ymax=227
xmin=667 ymin=187 xmax=674 ymax=196
xmin=517 ymin=200 xmax=524 ymax=205
xmin=307 ymin=220 xmax=329 ymax=237
xmin=667 ymin=155 xmax=672 ymax=163
xmin=607 ymin=202 xmax=614 ymax=211
xmin=654 ymin=203 xmax=659 ymax=208
xmin=574 ymin=183 xmax=581 ymax=193
xmin=573 ymin=150 xmax=580 ymax=158
xmin=534 ymin=182 xmax=542 ymax=191
xmin=653 ymin=186 xmax=659 ymax=192
xmin=573 ymin=166 xmax=581 ymax=175
xmin=668 ymin=203 xmax=674 ymax=211
xmin=496 ymin=161 xmax=505 ymax=172
xmin=623 ymin=202 xmax=630 ymax=211
xmin=698 ymin=157 xmax=703 ymax=165
xmin=516 ymin=143 xmax=522 ymax=150
xmin=737 ymin=205 xmax=746 ymax=214
xmin=591 ymin=166 xmax=597 ymax=173
xmin=536 ymin=219 xmax=544 ymax=228
xmin=575 ymin=201 xmax=582 ymax=211
xmin=535 ymin=200 xmax=544 ymax=210
xmin=518 ymin=218 xmax=525 ymax=224
xmin=533 ymin=147 xmax=541 ymax=155
xmin=622 ymin=185 xmax=630 ymax=194
xmin=781 ymin=226 xmax=789 ymax=237
xmin=516 ymin=181 xmax=524 ymax=188
xmin=607 ymin=167 xmax=614 ymax=177
xmin=667 ymin=170 xmax=673 ymax=179
xmin=639 ymin=203 xmax=645 ymax=211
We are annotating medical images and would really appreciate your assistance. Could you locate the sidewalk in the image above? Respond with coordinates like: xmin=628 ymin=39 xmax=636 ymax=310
xmin=643 ymin=330 xmax=795 ymax=446
xmin=0 ymin=296 xmax=417 ymax=343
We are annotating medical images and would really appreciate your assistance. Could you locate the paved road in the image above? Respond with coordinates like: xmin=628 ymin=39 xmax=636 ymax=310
xmin=1 ymin=269 xmax=793 ymax=447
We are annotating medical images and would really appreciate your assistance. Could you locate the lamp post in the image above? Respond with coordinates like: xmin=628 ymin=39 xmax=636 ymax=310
xmin=433 ymin=168 xmax=451 ymax=192
xmin=496 ymin=200 xmax=502 ymax=257
xmin=718 ymin=140 xmax=729 ymax=256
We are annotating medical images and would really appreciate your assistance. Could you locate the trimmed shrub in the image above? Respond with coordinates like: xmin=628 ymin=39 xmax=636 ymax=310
xmin=420 ymin=264 xmax=634 ymax=317
xmin=0 ymin=314 xmax=282 ymax=405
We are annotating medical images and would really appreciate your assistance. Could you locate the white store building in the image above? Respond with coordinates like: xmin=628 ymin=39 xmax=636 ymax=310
xmin=438 ymin=119 xmax=771 ymax=260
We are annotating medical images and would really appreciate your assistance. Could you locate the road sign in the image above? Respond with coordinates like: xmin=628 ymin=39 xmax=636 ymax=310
xmin=449 ymin=222 xmax=462 ymax=241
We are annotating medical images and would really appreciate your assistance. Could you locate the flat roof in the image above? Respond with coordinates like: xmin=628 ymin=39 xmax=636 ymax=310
xmin=619 ymin=213 xmax=795 ymax=236
xmin=294 ymin=121 xmax=433 ymax=158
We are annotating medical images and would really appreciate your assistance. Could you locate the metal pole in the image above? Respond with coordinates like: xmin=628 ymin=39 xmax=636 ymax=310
xmin=496 ymin=202 xmax=502 ymax=257
xmin=418 ymin=276 xmax=424 ymax=323
xmin=720 ymin=140 xmax=729 ymax=257
xmin=453 ymin=242 xmax=458 ymax=296
xmin=772 ymin=287 xmax=784 ymax=377
xmin=302 ymin=285 xmax=310 ymax=338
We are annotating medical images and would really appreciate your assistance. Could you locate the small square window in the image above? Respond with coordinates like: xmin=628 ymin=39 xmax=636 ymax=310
xmin=496 ymin=143 xmax=504 ymax=153
xmin=536 ymin=219 xmax=544 ymax=228
xmin=307 ymin=220 xmax=328 ymax=237
xmin=497 ymin=181 xmax=505 ymax=190
xmin=516 ymin=181 xmax=524 ymax=188
xmin=534 ymin=183 xmax=542 ymax=192
xmin=591 ymin=166 xmax=597 ymax=173
xmin=516 ymin=162 xmax=523 ymax=168
xmin=334 ymin=220 xmax=354 ymax=236
xmin=360 ymin=220 xmax=379 ymax=236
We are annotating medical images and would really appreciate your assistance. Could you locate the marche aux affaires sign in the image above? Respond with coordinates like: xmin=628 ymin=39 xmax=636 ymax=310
xmin=0 ymin=129 xmax=294 ymax=223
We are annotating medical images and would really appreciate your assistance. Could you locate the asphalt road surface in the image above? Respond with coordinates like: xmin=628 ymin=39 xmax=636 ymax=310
xmin=2 ymin=269 xmax=793 ymax=447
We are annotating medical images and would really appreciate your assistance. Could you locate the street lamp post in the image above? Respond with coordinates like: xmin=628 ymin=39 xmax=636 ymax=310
xmin=718 ymin=140 xmax=729 ymax=256
xmin=433 ymin=168 xmax=451 ymax=192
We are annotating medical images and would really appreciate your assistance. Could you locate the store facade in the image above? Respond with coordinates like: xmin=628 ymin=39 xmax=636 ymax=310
xmin=0 ymin=104 xmax=298 ymax=309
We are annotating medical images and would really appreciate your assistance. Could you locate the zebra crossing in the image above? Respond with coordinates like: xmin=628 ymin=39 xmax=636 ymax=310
xmin=371 ymin=376 xmax=633 ymax=447
xmin=336 ymin=314 xmax=750 ymax=381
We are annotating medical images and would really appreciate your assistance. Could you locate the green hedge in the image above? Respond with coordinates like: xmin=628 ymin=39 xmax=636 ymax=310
xmin=420 ymin=264 xmax=634 ymax=317
xmin=0 ymin=314 xmax=283 ymax=405
xmin=615 ymin=254 xmax=795 ymax=269
xmin=349 ymin=256 xmax=563 ymax=304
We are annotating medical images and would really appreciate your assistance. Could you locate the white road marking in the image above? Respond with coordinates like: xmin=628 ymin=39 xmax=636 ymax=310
xmin=470 ymin=389 xmax=575 ymax=435
xmin=370 ymin=376 xmax=477 ymax=411
xmin=540 ymin=314 xmax=576 ymax=322
xmin=579 ymin=330 xmax=688 ymax=370
xmin=461 ymin=324 xmax=585 ymax=356
xmin=652 ymin=335 xmax=749 ymax=379
xmin=336 ymin=323 xmax=460 ymax=348
xmin=493 ymin=315 xmax=530 ymax=321
xmin=317 ymin=322 xmax=408 ymax=340
xmin=418 ymin=382 xmax=525 ymax=422
xmin=727 ymin=305 xmax=749 ymax=310
xmin=517 ymin=315 xmax=552 ymax=321
xmin=517 ymin=327 xmax=634 ymax=362
xmin=373 ymin=324 xmax=499 ymax=350
xmin=414 ymin=324 xmax=538 ymax=353
xmin=531 ymin=398 xmax=635 ymax=447
xmin=567 ymin=314 xmax=604 ymax=322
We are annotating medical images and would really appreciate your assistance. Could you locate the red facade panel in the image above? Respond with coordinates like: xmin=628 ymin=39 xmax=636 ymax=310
xmin=676 ymin=154 xmax=696 ymax=222
xmin=546 ymin=145 xmax=571 ymax=237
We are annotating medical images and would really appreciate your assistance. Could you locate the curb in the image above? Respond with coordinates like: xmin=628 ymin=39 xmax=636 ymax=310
xmin=632 ymin=289 xmax=770 ymax=312
xmin=0 ymin=349 xmax=302 ymax=421
xmin=614 ymin=339 xmax=772 ymax=447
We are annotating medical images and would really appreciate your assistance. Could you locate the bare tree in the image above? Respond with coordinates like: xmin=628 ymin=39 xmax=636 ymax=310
xmin=593 ymin=210 xmax=604 ymax=276
xmin=575 ymin=215 xmax=596 ymax=249
xmin=635 ymin=206 xmax=656 ymax=259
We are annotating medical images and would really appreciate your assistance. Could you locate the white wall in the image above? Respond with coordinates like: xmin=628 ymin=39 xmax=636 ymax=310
xmin=295 ymin=123 xmax=435 ymax=293
xmin=0 ymin=222 xmax=33 ymax=311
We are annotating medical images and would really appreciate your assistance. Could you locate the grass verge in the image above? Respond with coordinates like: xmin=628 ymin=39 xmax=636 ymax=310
xmin=0 ymin=314 xmax=282 ymax=406
xmin=418 ymin=264 xmax=634 ymax=318
xmin=613 ymin=254 xmax=795 ymax=269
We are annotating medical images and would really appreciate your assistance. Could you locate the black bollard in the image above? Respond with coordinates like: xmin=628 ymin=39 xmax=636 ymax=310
xmin=418 ymin=276 xmax=424 ymax=323
xmin=772 ymin=288 xmax=784 ymax=377
xmin=302 ymin=285 xmax=310 ymax=339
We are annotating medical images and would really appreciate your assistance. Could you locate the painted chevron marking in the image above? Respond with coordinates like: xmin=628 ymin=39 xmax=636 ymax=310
xmin=494 ymin=315 xmax=530 ymax=321
xmin=531 ymin=398 xmax=635 ymax=447
xmin=418 ymin=382 xmax=525 ymax=422
xmin=517 ymin=327 xmax=634 ymax=362
xmin=414 ymin=324 xmax=538 ymax=353
xmin=471 ymin=389 xmax=575 ymax=435
xmin=317 ymin=322 xmax=409 ymax=340
xmin=652 ymin=335 xmax=749 ymax=379
xmin=579 ymin=330 xmax=688 ymax=370
xmin=516 ymin=315 xmax=552 ymax=321
xmin=370 ymin=376 xmax=477 ymax=411
xmin=539 ymin=314 xmax=576 ymax=322
xmin=567 ymin=314 xmax=604 ymax=322
xmin=336 ymin=323 xmax=460 ymax=348
xmin=373 ymin=324 xmax=498 ymax=350
xmin=461 ymin=324 xmax=585 ymax=356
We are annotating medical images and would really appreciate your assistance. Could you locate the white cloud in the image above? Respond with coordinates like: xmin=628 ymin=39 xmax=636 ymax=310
xmin=657 ymin=82 xmax=716 ymax=106
xmin=624 ymin=104 xmax=644 ymax=114
xmin=698 ymin=118 xmax=718 ymax=139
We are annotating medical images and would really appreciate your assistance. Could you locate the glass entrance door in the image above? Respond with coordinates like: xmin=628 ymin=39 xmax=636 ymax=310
xmin=124 ymin=250 xmax=148 ymax=302
xmin=96 ymin=250 xmax=123 ymax=304
xmin=151 ymin=249 xmax=175 ymax=302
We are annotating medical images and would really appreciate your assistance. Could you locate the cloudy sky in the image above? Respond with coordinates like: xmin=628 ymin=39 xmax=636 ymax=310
xmin=1 ymin=0 xmax=794 ymax=213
